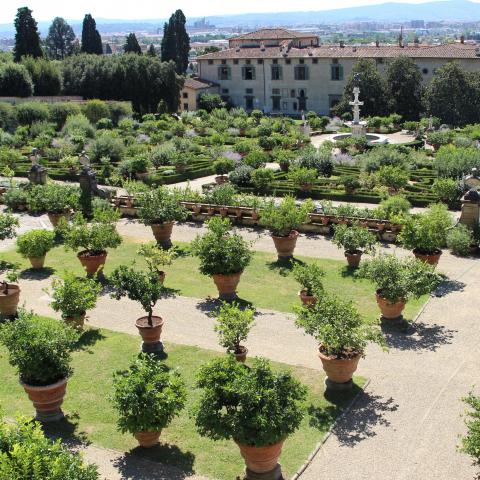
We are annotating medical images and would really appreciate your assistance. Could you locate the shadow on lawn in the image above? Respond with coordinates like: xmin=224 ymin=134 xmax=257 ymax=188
xmin=19 ymin=267 xmax=56 ymax=280
xmin=114 ymin=443 xmax=196 ymax=478
xmin=309 ymin=389 xmax=399 ymax=447
xmin=43 ymin=412 xmax=91 ymax=447
xmin=267 ymin=257 xmax=305 ymax=277
xmin=74 ymin=328 xmax=106 ymax=353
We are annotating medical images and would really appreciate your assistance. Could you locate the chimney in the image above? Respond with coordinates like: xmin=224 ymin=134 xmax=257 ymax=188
xmin=260 ymin=41 xmax=265 ymax=51
xmin=399 ymin=26 xmax=404 ymax=48
xmin=340 ymin=41 xmax=345 ymax=48
xmin=375 ymin=39 xmax=380 ymax=47
xmin=460 ymin=34 xmax=465 ymax=44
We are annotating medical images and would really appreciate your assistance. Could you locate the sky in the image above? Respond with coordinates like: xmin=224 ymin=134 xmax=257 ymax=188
xmin=0 ymin=0 xmax=460 ymax=23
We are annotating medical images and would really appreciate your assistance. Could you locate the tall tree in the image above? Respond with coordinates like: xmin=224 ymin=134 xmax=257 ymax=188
xmin=147 ymin=44 xmax=156 ymax=57
xmin=161 ymin=9 xmax=190 ymax=74
xmin=13 ymin=7 xmax=43 ymax=62
xmin=81 ymin=14 xmax=103 ymax=54
xmin=386 ymin=56 xmax=423 ymax=120
xmin=124 ymin=33 xmax=142 ymax=54
xmin=45 ymin=17 xmax=76 ymax=60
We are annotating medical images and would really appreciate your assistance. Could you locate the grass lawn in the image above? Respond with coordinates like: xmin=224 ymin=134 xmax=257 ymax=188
xmin=0 ymin=239 xmax=426 ymax=321
xmin=0 ymin=326 xmax=365 ymax=479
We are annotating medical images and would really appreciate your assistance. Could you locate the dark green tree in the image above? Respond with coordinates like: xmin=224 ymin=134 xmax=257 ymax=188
xmin=22 ymin=57 xmax=62 ymax=95
xmin=81 ymin=14 xmax=103 ymax=54
xmin=105 ymin=43 xmax=112 ymax=54
xmin=161 ymin=9 xmax=190 ymax=74
xmin=202 ymin=45 xmax=220 ymax=54
xmin=0 ymin=63 xmax=33 ymax=96
xmin=386 ymin=56 xmax=423 ymax=120
xmin=335 ymin=58 xmax=390 ymax=117
xmin=124 ymin=33 xmax=142 ymax=54
xmin=45 ymin=17 xmax=76 ymax=59
xmin=424 ymin=62 xmax=480 ymax=126
xmin=13 ymin=7 xmax=43 ymax=62
xmin=147 ymin=44 xmax=156 ymax=56
xmin=161 ymin=21 xmax=176 ymax=64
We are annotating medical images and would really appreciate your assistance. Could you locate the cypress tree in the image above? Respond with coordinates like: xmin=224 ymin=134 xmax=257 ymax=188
xmin=81 ymin=14 xmax=103 ymax=54
xmin=161 ymin=20 xmax=176 ymax=63
xmin=161 ymin=9 xmax=190 ymax=74
xmin=147 ymin=44 xmax=156 ymax=57
xmin=124 ymin=33 xmax=142 ymax=54
xmin=13 ymin=7 xmax=43 ymax=62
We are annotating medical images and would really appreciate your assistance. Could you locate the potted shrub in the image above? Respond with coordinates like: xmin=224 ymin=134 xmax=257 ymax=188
xmin=214 ymin=302 xmax=255 ymax=362
xmin=447 ymin=224 xmax=474 ymax=256
xmin=111 ymin=354 xmax=187 ymax=447
xmin=61 ymin=208 xmax=122 ymax=275
xmin=138 ymin=242 xmax=176 ymax=283
xmin=40 ymin=183 xmax=80 ymax=227
xmin=16 ymin=229 xmax=55 ymax=269
xmin=0 ymin=212 xmax=18 ymax=241
xmin=260 ymin=196 xmax=314 ymax=259
xmin=292 ymin=262 xmax=325 ymax=306
xmin=397 ymin=203 xmax=453 ymax=266
xmin=287 ymin=167 xmax=317 ymax=192
xmin=4 ymin=187 xmax=28 ymax=211
xmin=171 ymin=154 xmax=189 ymax=173
xmin=0 ymin=264 xmax=20 ymax=317
xmin=0 ymin=311 xmax=79 ymax=422
xmin=110 ymin=264 xmax=168 ymax=352
xmin=460 ymin=391 xmax=480 ymax=467
xmin=48 ymin=272 xmax=101 ymax=329
xmin=137 ymin=187 xmax=188 ymax=248
xmin=194 ymin=356 xmax=306 ymax=477
xmin=357 ymin=254 xmax=442 ymax=321
xmin=332 ymin=223 xmax=377 ymax=268
xmin=214 ymin=157 xmax=235 ymax=185
xmin=191 ymin=217 xmax=252 ymax=300
xmin=295 ymin=293 xmax=385 ymax=388
xmin=341 ymin=175 xmax=361 ymax=194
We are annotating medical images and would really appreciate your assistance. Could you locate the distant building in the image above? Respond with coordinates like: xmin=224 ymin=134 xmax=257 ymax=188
xmin=193 ymin=18 xmax=215 ymax=30
xmin=410 ymin=20 xmax=425 ymax=29
xmin=196 ymin=27 xmax=480 ymax=115
xmin=179 ymin=77 xmax=219 ymax=111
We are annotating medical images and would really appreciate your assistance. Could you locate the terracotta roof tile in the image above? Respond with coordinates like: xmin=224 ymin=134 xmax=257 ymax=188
xmin=183 ymin=77 xmax=218 ymax=90
xmin=232 ymin=28 xmax=316 ymax=41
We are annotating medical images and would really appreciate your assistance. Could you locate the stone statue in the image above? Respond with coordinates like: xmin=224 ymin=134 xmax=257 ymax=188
xmin=78 ymin=151 xmax=106 ymax=216
xmin=353 ymin=72 xmax=361 ymax=88
xmin=28 ymin=148 xmax=47 ymax=185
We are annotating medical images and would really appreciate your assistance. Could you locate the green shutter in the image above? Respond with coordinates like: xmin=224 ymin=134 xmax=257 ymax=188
xmin=339 ymin=65 xmax=344 ymax=80
xmin=241 ymin=66 xmax=246 ymax=80
xmin=251 ymin=67 xmax=256 ymax=80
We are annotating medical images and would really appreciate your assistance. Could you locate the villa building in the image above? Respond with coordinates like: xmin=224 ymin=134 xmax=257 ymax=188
xmin=179 ymin=77 xmax=219 ymax=111
xmin=196 ymin=28 xmax=480 ymax=115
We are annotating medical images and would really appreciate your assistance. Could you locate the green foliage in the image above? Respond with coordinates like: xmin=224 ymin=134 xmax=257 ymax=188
xmin=287 ymin=167 xmax=317 ymax=188
xmin=0 ymin=212 xmax=18 ymax=241
xmin=295 ymin=293 xmax=385 ymax=357
xmin=198 ymin=93 xmax=225 ymax=112
xmin=251 ymin=168 xmax=275 ymax=191
xmin=16 ymin=229 xmax=55 ymax=258
xmin=375 ymin=165 xmax=409 ymax=191
xmin=213 ymin=157 xmax=235 ymax=175
xmin=291 ymin=263 xmax=325 ymax=296
xmin=432 ymin=178 xmax=461 ymax=203
xmin=446 ymin=224 xmax=473 ymax=257
xmin=124 ymin=34 xmax=142 ymax=54
xmin=376 ymin=196 xmax=411 ymax=220
xmin=229 ymin=165 xmax=253 ymax=187
xmin=191 ymin=217 xmax=252 ymax=276
xmin=31 ymin=183 xmax=80 ymax=213
xmin=63 ymin=113 xmax=95 ymax=138
xmin=112 ymin=354 xmax=187 ymax=435
xmin=0 ymin=416 xmax=98 ymax=479
xmin=89 ymin=131 xmax=125 ymax=162
xmin=243 ymin=150 xmax=268 ymax=169
xmin=161 ymin=10 xmax=190 ymax=74
xmin=49 ymin=102 xmax=81 ymax=130
xmin=0 ymin=103 xmax=18 ymax=132
xmin=214 ymin=302 xmax=255 ymax=353
xmin=332 ymin=223 xmax=377 ymax=254
xmin=434 ymin=145 xmax=480 ymax=178
xmin=137 ymin=187 xmax=188 ymax=225
xmin=49 ymin=272 xmax=101 ymax=318
xmin=3 ymin=186 xmax=28 ymax=210
xmin=16 ymin=102 xmax=49 ymax=125
xmin=460 ymin=392 xmax=480 ymax=465
xmin=45 ymin=17 xmax=76 ymax=60
xmin=426 ymin=130 xmax=455 ymax=148
xmin=13 ymin=7 xmax=43 ymax=61
xmin=356 ymin=254 xmax=442 ymax=303
xmin=137 ymin=242 xmax=176 ymax=274
xmin=194 ymin=356 xmax=306 ymax=447
xmin=0 ymin=311 xmax=79 ymax=386
xmin=341 ymin=174 xmax=360 ymax=192
xmin=260 ymin=196 xmax=313 ymax=237
xmin=83 ymin=100 xmax=110 ymax=125
xmin=203 ymin=183 xmax=237 ymax=206
xmin=360 ymin=146 xmax=406 ymax=173
xmin=398 ymin=203 xmax=453 ymax=253
xmin=22 ymin=57 xmax=62 ymax=96
xmin=81 ymin=14 xmax=102 ymax=54
xmin=0 ymin=62 xmax=33 ymax=97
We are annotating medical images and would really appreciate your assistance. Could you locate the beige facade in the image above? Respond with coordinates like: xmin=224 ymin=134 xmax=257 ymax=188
xmin=179 ymin=78 xmax=219 ymax=112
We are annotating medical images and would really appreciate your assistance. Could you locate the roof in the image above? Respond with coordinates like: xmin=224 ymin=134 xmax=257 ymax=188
xmin=232 ymin=28 xmax=317 ymax=41
xmin=198 ymin=43 xmax=480 ymax=60
xmin=183 ymin=77 xmax=218 ymax=90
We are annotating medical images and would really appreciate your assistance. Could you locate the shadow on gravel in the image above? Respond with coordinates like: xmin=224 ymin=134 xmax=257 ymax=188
xmin=196 ymin=297 xmax=255 ymax=316
xmin=434 ymin=279 xmax=466 ymax=297
xmin=309 ymin=391 xmax=399 ymax=447
xmin=19 ymin=267 xmax=56 ymax=280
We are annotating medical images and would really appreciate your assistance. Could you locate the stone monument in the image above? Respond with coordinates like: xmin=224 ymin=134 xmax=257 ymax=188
xmin=459 ymin=168 xmax=480 ymax=229
xmin=78 ymin=151 xmax=107 ymax=216
xmin=349 ymin=74 xmax=367 ymax=137
xmin=27 ymin=148 xmax=47 ymax=185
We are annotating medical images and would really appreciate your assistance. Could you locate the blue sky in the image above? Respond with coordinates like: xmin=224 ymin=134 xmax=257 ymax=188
xmin=0 ymin=0 xmax=457 ymax=22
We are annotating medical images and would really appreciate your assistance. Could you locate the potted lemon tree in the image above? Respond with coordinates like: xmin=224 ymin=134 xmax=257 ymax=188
xmin=332 ymin=223 xmax=377 ymax=268
xmin=137 ymin=242 xmax=176 ymax=284
xmin=292 ymin=262 xmax=325 ymax=306
xmin=16 ymin=229 xmax=55 ymax=269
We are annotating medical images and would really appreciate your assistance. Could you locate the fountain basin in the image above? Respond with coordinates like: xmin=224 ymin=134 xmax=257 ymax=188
xmin=331 ymin=133 xmax=389 ymax=146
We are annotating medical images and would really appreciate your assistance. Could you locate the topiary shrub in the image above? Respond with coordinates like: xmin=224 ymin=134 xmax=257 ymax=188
xmin=16 ymin=229 xmax=55 ymax=259
xmin=89 ymin=131 xmax=125 ymax=162
xmin=229 ymin=165 xmax=253 ymax=187
xmin=83 ymin=99 xmax=110 ymax=125
xmin=0 ymin=63 xmax=33 ymax=97
xmin=137 ymin=187 xmax=188 ymax=225
xmin=63 ymin=114 xmax=95 ymax=139
xmin=446 ymin=224 xmax=473 ymax=257
xmin=251 ymin=168 xmax=275 ymax=192
xmin=432 ymin=178 xmax=461 ymax=204
xmin=287 ymin=167 xmax=317 ymax=189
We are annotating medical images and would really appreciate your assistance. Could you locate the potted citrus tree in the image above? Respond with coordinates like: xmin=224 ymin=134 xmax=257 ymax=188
xmin=194 ymin=356 xmax=306 ymax=478
xmin=332 ymin=223 xmax=377 ymax=268
xmin=137 ymin=187 xmax=188 ymax=248
xmin=292 ymin=262 xmax=325 ymax=306
xmin=0 ymin=212 xmax=18 ymax=241
xmin=38 ymin=183 xmax=80 ymax=227
xmin=295 ymin=293 xmax=385 ymax=388
xmin=356 ymin=254 xmax=442 ymax=322
xmin=48 ymin=272 xmax=101 ymax=329
xmin=111 ymin=354 xmax=187 ymax=448
xmin=214 ymin=302 xmax=255 ymax=362
xmin=397 ymin=203 xmax=453 ymax=266
xmin=0 ymin=311 xmax=79 ymax=422
xmin=61 ymin=208 xmax=122 ymax=275
xmin=287 ymin=167 xmax=317 ymax=192
xmin=16 ymin=229 xmax=55 ymax=269
xmin=137 ymin=242 xmax=176 ymax=284
xmin=214 ymin=157 xmax=235 ymax=185
xmin=260 ymin=196 xmax=313 ymax=259
xmin=110 ymin=263 xmax=168 ymax=352
xmin=191 ymin=217 xmax=252 ymax=300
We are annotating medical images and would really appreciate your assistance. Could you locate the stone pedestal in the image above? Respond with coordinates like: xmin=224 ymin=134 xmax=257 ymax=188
xmin=351 ymin=123 xmax=367 ymax=137
xmin=459 ymin=198 xmax=480 ymax=230
xmin=28 ymin=166 xmax=47 ymax=185
xmin=245 ymin=464 xmax=283 ymax=480
xmin=324 ymin=378 xmax=354 ymax=392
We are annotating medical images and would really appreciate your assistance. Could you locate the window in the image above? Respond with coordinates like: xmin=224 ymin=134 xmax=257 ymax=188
xmin=298 ymin=88 xmax=307 ymax=97
xmin=282 ymin=101 xmax=288 ymax=111
xmin=299 ymin=58 xmax=304 ymax=64
xmin=272 ymin=88 xmax=280 ymax=95
xmin=294 ymin=65 xmax=309 ymax=80
xmin=293 ymin=102 xmax=298 ymax=111
xmin=257 ymin=59 xmax=263 ymax=64
xmin=242 ymin=66 xmax=256 ymax=80
xmin=222 ymin=88 xmax=229 ymax=94
xmin=285 ymin=59 xmax=291 ymax=65
xmin=221 ymin=59 xmax=226 ymax=65
xmin=271 ymin=65 xmax=282 ymax=80
xmin=312 ymin=58 xmax=318 ymax=64
xmin=182 ymin=92 xmax=188 ymax=99
xmin=331 ymin=64 xmax=344 ymax=81
xmin=246 ymin=59 xmax=251 ymax=65
xmin=422 ymin=67 xmax=429 ymax=75
xmin=272 ymin=96 xmax=281 ymax=111
xmin=233 ymin=59 xmax=239 ymax=65
xmin=183 ymin=103 xmax=188 ymax=110
xmin=208 ymin=59 xmax=214 ymax=65
xmin=290 ymin=89 xmax=296 ymax=98
xmin=246 ymin=88 xmax=253 ymax=94
xmin=245 ymin=96 xmax=254 ymax=110
xmin=218 ymin=65 xmax=231 ymax=80
xmin=273 ymin=59 xmax=278 ymax=64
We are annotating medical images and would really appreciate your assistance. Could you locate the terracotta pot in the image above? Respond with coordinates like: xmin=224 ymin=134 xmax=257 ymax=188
xmin=376 ymin=290 xmax=406 ymax=319
xmin=77 ymin=250 xmax=107 ymax=276
xmin=300 ymin=183 xmax=313 ymax=192
xmin=299 ymin=289 xmax=317 ymax=306
xmin=29 ymin=255 xmax=45 ymax=269
xmin=64 ymin=313 xmax=86 ymax=330
xmin=318 ymin=348 xmax=361 ymax=384
xmin=21 ymin=377 xmax=68 ymax=422
xmin=158 ymin=271 xmax=166 ymax=284
xmin=271 ymin=230 xmax=299 ymax=259
xmin=135 ymin=172 xmax=149 ymax=180
xmin=47 ymin=212 xmax=68 ymax=227
xmin=235 ymin=440 xmax=285 ymax=474
xmin=345 ymin=250 xmax=362 ymax=268
xmin=413 ymin=248 xmax=442 ymax=267
xmin=235 ymin=208 xmax=243 ymax=219
xmin=136 ymin=316 xmax=164 ymax=345
xmin=234 ymin=346 xmax=248 ymax=363
xmin=215 ymin=175 xmax=228 ymax=185
xmin=212 ymin=271 xmax=242 ymax=300
xmin=207 ymin=206 xmax=215 ymax=216
xmin=0 ymin=283 xmax=20 ymax=316
xmin=192 ymin=204 xmax=202 ymax=214
xmin=134 ymin=431 xmax=161 ymax=448
xmin=219 ymin=207 xmax=228 ymax=217
xmin=251 ymin=210 xmax=260 ymax=221
xmin=151 ymin=222 xmax=174 ymax=248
